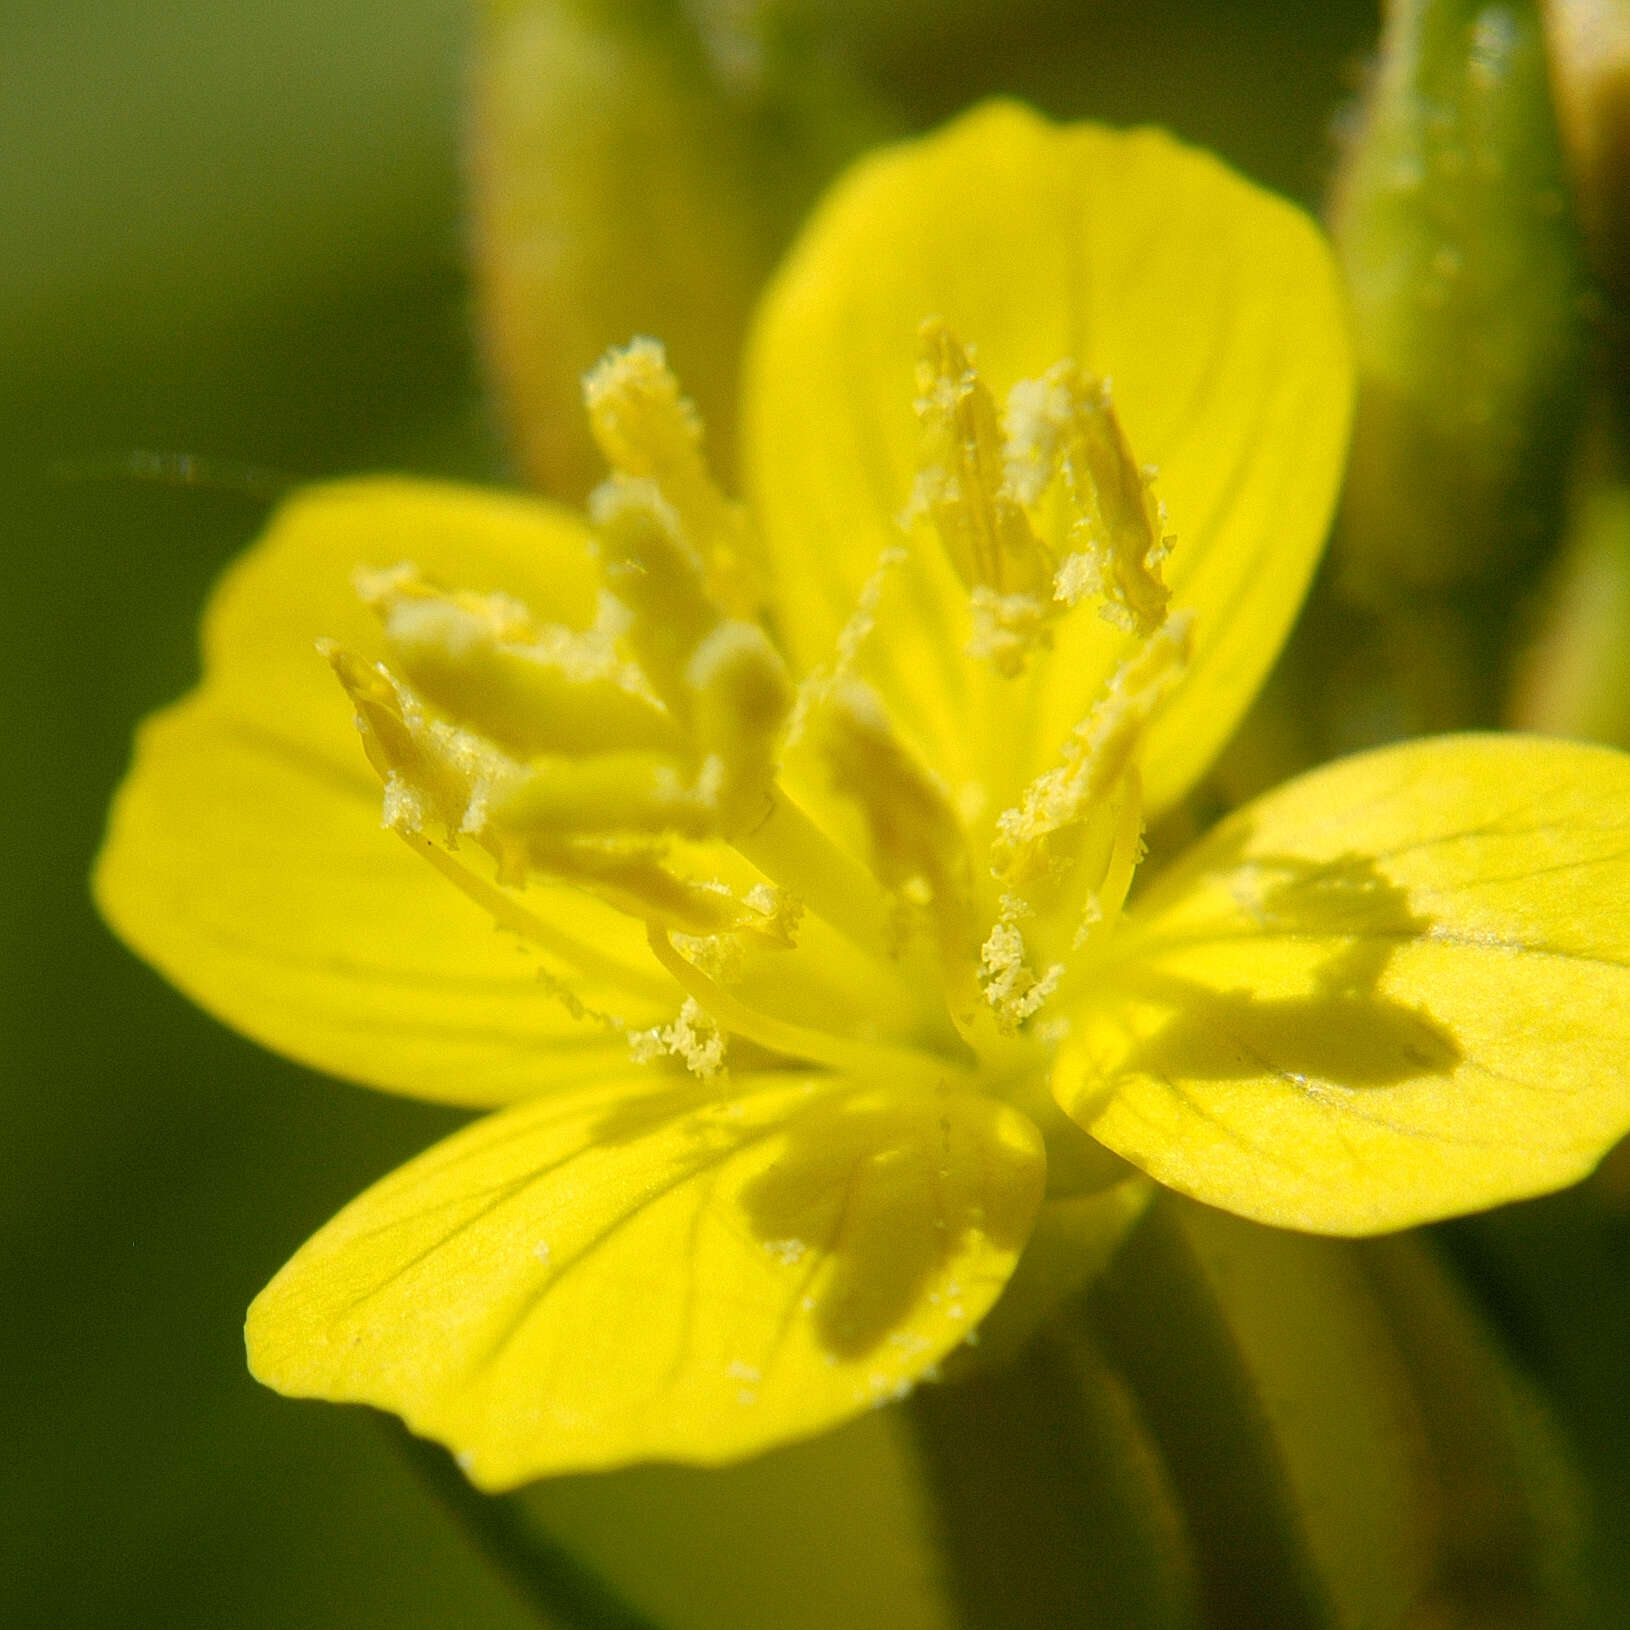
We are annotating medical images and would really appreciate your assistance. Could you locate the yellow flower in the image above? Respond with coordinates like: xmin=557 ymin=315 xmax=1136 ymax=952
xmin=95 ymin=103 xmax=1630 ymax=1491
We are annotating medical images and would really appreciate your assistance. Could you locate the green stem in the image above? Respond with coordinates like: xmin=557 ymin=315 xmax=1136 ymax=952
xmin=386 ymin=1420 xmax=665 ymax=1630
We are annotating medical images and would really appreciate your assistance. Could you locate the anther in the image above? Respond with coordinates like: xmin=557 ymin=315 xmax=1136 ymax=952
xmin=907 ymin=318 xmax=1055 ymax=609
xmin=984 ymin=615 xmax=1191 ymax=982
xmin=991 ymin=614 xmax=1192 ymax=894
xmin=583 ymin=340 xmax=758 ymax=617
xmin=1003 ymin=363 xmax=1172 ymax=636
xmin=591 ymin=480 xmax=794 ymax=837
xmin=354 ymin=564 xmax=676 ymax=759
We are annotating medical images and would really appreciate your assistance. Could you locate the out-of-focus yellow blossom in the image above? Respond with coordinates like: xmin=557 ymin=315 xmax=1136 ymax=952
xmin=97 ymin=103 xmax=1630 ymax=1489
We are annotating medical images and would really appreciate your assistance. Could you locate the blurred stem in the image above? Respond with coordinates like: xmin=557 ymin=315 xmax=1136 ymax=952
xmin=911 ymin=1195 xmax=1589 ymax=1630
xmin=387 ymin=1420 xmax=665 ymax=1630
xmin=1508 ymin=399 xmax=1630 ymax=743
xmin=907 ymin=1290 xmax=1204 ymax=1630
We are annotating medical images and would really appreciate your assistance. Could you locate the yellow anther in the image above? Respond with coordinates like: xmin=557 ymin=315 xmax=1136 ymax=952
xmin=484 ymin=752 xmax=712 ymax=840
xmin=1066 ymin=612 xmax=1192 ymax=804
xmin=590 ymin=478 xmax=721 ymax=716
xmin=991 ymin=614 xmax=1192 ymax=892
xmin=583 ymin=339 xmax=757 ymax=617
xmin=591 ymin=480 xmax=793 ymax=836
xmin=355 ymin=564 xmax=676 ymax=759
xmin=1004 ymin=363 xmax=1172 ymax=636
xmin=322 ymin=328 xmax=1192 ymax=1087
xmin=327 ymin=625 xmax=791 ymax=944
xmin=979 ymin=895 xmax=1066 ymax=1034
xmin=324 ymin=643 xmax=514 ymax=841
xmin=908 ymin=319 xmax=1055 ymax=605
xmin=983 ymin=613 xmax=1190 ymax=984
xmin=628 ymin=997 xmax=728 ymax=1081
xmin=966 ymin=584 xmax=1057 ymax=676
xmin=525 ymin=841 xmax=788 ymax=943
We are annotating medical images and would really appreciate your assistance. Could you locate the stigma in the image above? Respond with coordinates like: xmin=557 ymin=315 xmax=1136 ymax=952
xmin=324 ymin=331 xmax=1186 ymax=1084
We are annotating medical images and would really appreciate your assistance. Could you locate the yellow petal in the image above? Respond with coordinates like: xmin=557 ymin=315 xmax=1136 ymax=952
xmin=744 ymin=100 xmax=1352 ymax=817
xmin=1056 ymin=735 xmax=1630 ymax=1233
xmin=94 ymin=480 xmax=673 ymax=1105
xmin=96 ymin=695 xmax=670 ymax=1105
xmin=247 ymin=1070 xmax=1046 ymax=1485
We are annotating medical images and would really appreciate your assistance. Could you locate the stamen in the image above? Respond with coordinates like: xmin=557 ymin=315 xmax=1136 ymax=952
xmin=987 ymin=614 xmax=1191 ymax=977
xmin=583 ymin=339 xmax=758 ymax=616
xmin=966 ymin=584 xmax=1057 ymax=675
xmin=628 ymin=997 xmax=728 ymax=1080
xmin=515 ymin=839 xmax=793 ymax=944
xmin=907 ymin=318 xmax=1055 ymax=600
xmin=979 ymin=895 xmax=1066 ymax=1034
xmin=731 ymin=789 xmax=903 ymax=964
xmin=1004 ymin=364 xmax=1173 ymax=637
xmin=589 ymin=478 xmax=720 ymax=720
xmin=785 ymin=543 xmax=911 ymax=751
xmin=355 ymin=564 xmax=673 ymax=758
xmin=904 ymin=321 xmax=1175 ymax=680
xmin=326 ymin=327 xmax=1192 ymax=1110
xmin=684 ymin=619 xmax=794 ymax=836
xmin=325 ymin=640 xmax=788 ymax=942
xmin=815 ymin=679 xmax=979 ymax=1015
xmin=592 ymin=479 xmax=793 ymax=837
xmin=403 ymin=829 xmax=673 ymax=1008
xmin=481 ymin=752 xmax=712 ymax=839
xmin=1064 ymin=613 xmax=1193 ymax=806
xmin=324 ymin=643 xmax=512 ymax=841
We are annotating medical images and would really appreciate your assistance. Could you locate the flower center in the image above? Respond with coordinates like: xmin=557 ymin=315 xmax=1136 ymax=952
xmin=324 ymin=330 xmax=1188 ymax=1097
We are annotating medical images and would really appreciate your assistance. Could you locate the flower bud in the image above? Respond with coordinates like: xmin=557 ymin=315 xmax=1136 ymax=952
xmin=1544 ymin=0 xmax=1630 ymax=297
xmin=468 ymin=0 xmax=893 ymax=498
xmin=1331 ymin=0 xmax=1589 ymax=592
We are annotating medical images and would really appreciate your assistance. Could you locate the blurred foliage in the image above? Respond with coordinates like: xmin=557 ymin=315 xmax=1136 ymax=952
xmin=11 ymin=0 xmax=1630 ymax=1626
xmin=2 ymin=3 xmax=528 ymax=1625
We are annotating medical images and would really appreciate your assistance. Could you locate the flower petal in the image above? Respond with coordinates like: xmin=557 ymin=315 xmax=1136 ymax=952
xmin=1055 ymin=735 xmax=1630 ymax=1233
xmin=95 ymin=695 xmax=669 ymax=1105
xmin=246 ymin=1071 xmax=1046 ymax=1485
xmin=94 ymin=480 xmax=673 ymax=1105
xmin=744 ymin=100 xmax=1352 ymax=817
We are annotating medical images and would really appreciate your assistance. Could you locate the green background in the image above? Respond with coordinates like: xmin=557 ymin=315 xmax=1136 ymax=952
xmin=11 ymin=3 xmax=1624 ymax=1625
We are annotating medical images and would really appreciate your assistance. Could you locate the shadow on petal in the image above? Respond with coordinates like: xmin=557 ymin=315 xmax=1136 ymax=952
xmin=1122 ymin=984 xmax=1461 ymax=1091
xmin=584 ymin=1077 xmax=1044 ymax=1366
xmin=1106 ymin=845 xmax=1462 ymax=1099
xmin=733 ymin=1088 xmax=1042 ymax=1361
